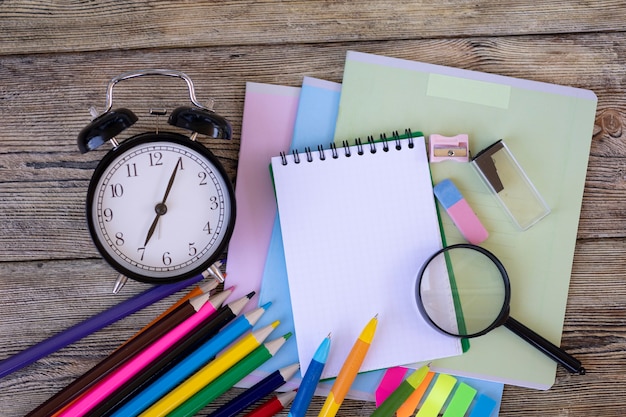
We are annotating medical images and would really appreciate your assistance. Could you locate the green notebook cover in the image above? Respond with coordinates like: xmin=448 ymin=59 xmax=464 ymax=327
xmin=334 ymin=51 xmax=597 ymax=389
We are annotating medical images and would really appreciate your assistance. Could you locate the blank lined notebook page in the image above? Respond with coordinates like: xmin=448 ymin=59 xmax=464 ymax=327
xmin=271 ymin=135 xmax=462 ymax=379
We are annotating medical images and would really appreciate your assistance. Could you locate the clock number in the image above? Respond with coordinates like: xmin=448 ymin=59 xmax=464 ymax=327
xmin=115 ymin=232 xmax=125 ymax=246
xmin=209 ymin=195 xmax=219 ymax=210
xmin=203 ymin=221 xmax=213 ymax=235
xmin=188 ymin=242 xmax=197 ymax=257
xmin=109 ymin=183 xmax=124 ymax=198
xmin=103 ymin=208 xmax=113 ymax=222
xmin=198 ymin=171 xmax=207 ymax=186
xmin=126 ymin=163 xmax=138 ymax=177
xmin=162 ymin=252 xmax=172 ymax=266
xmin=137 ymin=247 xmax=146 ymax=261
xmin=149 ymin=152 xmax=163 ymax=166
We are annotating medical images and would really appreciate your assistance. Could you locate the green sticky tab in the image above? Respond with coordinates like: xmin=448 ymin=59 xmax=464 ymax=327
xmin=442 ymin=382 xmax=478 ymax=417
xmin=427 ymin=74 xmax=511 ymax=109
xmin=406 ymin=365 xmax=430 ymax=388
xmin=415 ymin=374 xmax=457 ymax=417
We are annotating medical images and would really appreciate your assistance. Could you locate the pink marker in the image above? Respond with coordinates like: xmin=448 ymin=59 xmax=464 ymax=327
xmin=57 ymin=288 xmax=233 ymax=417
xmin=434 ymin=179 xmax=489 ymax=245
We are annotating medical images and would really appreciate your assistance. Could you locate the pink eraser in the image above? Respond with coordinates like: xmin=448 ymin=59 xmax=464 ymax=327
xmin=434 ymin=179 xmax=489 ymax=244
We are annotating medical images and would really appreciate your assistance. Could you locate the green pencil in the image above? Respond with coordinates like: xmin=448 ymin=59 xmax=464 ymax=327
xmin=370 ymin=365 xmax=430 ymax=417
xmin=168 ymin=333 xmax=292 ymax=417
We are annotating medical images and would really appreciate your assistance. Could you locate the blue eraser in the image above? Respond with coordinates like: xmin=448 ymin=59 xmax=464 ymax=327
xmin=433 ymin=178 xmax=463 ymax=209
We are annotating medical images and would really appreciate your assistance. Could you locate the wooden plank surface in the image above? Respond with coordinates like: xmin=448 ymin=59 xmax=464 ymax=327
xmin=2 ymin=0 xmax=626 ymax=55
xmin=1 ymin=1 xmax=625 ymax=416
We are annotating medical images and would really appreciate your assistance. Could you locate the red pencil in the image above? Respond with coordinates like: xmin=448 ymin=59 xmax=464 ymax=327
xmin=243 ymin=390 xmax=297 ymax=417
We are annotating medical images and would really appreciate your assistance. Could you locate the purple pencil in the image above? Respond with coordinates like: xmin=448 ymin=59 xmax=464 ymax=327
xmin=0 ymin=273 xmax=205 ymax=379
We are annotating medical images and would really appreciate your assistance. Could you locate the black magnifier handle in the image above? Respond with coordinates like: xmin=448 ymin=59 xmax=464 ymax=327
xmin=504 ymin=316 xmax=585 ymax=375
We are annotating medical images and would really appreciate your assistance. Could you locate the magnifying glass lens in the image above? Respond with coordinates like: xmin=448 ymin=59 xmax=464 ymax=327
xmin=419 ymin=246 xmax=508 ymax=337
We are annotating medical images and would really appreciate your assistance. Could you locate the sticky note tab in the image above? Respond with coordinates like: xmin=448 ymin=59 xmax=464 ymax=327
xmin=467 ymin=394 xmax=497 ymax=417
xmin=442 ymin=382 xmax=478 ymax=417
xmin=375 ymin=366 xmax=409 ymax=406
xmin=434 ymin=179 xmax=489 ymax=245
xmin=396 ymin=371 xmax=436 ymax=417
xmin=415 ymin=373 xmax=456 ymax=417
xmin=427 ymin=74 xmax=511 ymax=109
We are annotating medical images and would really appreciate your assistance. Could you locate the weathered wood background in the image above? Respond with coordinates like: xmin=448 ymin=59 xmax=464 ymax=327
xmin=1 ymin=1 xmax=626 ymax=416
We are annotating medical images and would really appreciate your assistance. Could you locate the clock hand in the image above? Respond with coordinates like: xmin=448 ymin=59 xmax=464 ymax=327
xmin=144 ymin=158 xmax=182 ymax=246
xmin=144 ymin=211 xmax=161 ymax=247
xmin=161 ymin=157 xmax=182 ymax=204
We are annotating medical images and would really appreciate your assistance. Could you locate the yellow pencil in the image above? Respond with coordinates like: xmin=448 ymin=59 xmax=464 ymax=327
xmin=318 ymin=316 xmax=378 ymax=417
xmin=139 ymin=320 xmax=279 ymax=417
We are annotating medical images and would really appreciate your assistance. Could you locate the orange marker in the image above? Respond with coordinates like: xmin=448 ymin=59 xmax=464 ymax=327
xmin=318 ymin=316 xmax=378 ymax=417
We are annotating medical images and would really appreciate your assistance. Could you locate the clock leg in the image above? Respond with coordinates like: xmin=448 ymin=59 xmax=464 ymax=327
xmin=112 ymin=274 xmax=128 ymax=294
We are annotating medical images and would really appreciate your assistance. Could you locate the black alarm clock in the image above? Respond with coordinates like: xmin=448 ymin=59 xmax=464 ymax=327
xmin=78 ymin=70 xmax=236 ymax=289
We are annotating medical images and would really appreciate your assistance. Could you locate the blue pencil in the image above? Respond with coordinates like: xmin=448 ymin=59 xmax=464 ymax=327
xmin=288 ymin=334 xmax=331 ymax=417
xmin=109 ymin=303 xmax=271 ymax=417
xmin=208 ymin=363 xmax=300 ymax=417
xmin=0 ymin=274 xmax=204 ymax=380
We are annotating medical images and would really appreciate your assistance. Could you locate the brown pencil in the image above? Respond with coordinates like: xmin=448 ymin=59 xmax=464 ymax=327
xmin=115 ymin=278 xmax=219 ymax=350
xmin=25 ymin=280 xmax=220 ymax=417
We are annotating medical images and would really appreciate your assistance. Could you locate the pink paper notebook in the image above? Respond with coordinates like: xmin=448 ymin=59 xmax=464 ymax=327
xmin=225 ymin=82 xmax=300 ymax=305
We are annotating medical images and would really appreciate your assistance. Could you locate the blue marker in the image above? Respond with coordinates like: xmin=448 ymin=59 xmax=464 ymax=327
xmin=110 ymin=303 xmax=271 ymax=417
xmin=288 ymin=334 xmax=331 ymax=417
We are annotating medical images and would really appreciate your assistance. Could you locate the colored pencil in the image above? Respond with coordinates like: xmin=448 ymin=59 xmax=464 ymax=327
xmin=119 ymin=279 xmax=219 ymax=347
xmin=208 ymin=363 xmax=300 ymax=417
xmin=27 ymin=281 xmax=218 ymax=417
xmin=109 ymin=304 xmax=271 ymax=417
xmin=318 ymin=316 xmax=378 ymax=417
xmin=89 ymin=292 xmax=255 ymax=417
xmin=243 ymin=390 xmax=297 ymax=417
xmin=288 ymin=334 xmax=331 ymax=417
xmin=139 ymin=321 xmax=280 ymax=417
xmin=168 ymin=334 xmax=292 ymax=417
xmin=57 ymin=288 xmax=232 ymax=417
xmin=370 ymin=365 xmax=430 ymax=417
xmin=0 ymin=273 xmax=205 ymax=380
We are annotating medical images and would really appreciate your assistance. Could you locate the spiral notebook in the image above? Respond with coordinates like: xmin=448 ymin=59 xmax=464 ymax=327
xmin=270 ymin=132 xmax=463 ymax=379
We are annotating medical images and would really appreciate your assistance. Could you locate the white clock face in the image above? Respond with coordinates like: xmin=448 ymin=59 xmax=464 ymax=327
xmin=87 ymin=134 xmax=234 ymax=282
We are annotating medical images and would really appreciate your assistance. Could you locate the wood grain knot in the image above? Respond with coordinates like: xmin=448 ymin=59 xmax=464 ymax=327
xmin=599 ymin=109 xmax=622 ymax=138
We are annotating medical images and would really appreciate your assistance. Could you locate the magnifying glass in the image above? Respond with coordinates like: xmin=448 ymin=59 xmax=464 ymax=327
xmin=416 ymin=243 xmax=585 ymax=375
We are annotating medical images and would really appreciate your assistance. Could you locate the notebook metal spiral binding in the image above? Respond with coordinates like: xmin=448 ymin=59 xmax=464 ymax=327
xmin=342 ymin=140 xmax=352 ymax=157
xmin=278 ymin=128 xmax=416 ymax=165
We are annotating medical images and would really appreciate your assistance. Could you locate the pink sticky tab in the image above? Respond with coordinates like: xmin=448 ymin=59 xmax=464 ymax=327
xmin=376 ymin=366 xmax=409 ymax=406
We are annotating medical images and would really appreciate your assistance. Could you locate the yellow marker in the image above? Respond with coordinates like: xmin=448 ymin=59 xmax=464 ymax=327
xmin=140 ymin=321 xmax=279 ymax=417
xmin=318 ymin=316 xmax=378 ymax=417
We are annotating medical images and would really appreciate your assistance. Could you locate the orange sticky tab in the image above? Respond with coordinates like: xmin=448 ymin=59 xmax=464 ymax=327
xmin=396 ymin=371 xmax=436 ymax=417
